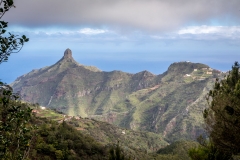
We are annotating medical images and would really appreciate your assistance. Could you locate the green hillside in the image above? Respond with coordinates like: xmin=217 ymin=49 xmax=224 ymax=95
xmin=30 ymin=106 xmax=169 ymax=159
xmin=154 ymin=140 xmax=199 ymax=160
xmin=12 ymin=49 xmax=224 ymax=141
xmin=33 ymin=107 xmax=168 ymax=154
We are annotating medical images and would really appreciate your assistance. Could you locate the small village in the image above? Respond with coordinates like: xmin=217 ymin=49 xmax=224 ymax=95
xmin=183 ymin=67 xmax=222 ymax=82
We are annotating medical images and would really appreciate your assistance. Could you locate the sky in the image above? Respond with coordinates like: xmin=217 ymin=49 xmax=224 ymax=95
xmin=1 ymin=0 xmax=240 ymax=84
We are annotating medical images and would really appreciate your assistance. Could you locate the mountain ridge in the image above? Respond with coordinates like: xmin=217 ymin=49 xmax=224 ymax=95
xmin=12 ymin=49 xmax=224 ymax=141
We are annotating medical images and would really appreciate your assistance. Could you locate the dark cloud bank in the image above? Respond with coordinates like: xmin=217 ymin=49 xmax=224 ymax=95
xmin=4 ymin=0 xmax=240 ymax=32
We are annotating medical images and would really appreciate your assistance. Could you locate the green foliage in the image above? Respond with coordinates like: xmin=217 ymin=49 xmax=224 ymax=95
xmin=27 ymin=118 xmax=109 ymax=160
xmin=188 ymin=136 xmax=232 ymax=160
xmin=156 ymin=140 xmax=198 ymax=160
xmin=204 ymin=62 xmax=240 ymax=155
xmin=0 ymin=1 xmax=30 ymax=159
xmin=32 ymin=108 xmax=167 ymax=159
xmin=0 ymin=83 xmax=34 ymax=159
xmin=0 ymin=0 xmax=29 ymax=63
xmin=109 ymin=141 xmax=130 ymax=160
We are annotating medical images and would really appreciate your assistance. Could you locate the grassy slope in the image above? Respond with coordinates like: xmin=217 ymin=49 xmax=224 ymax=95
xmin=33 ymin=107 xmax=169 ymax=155
xmin=33 ymin=107 xmax=200 ymax=160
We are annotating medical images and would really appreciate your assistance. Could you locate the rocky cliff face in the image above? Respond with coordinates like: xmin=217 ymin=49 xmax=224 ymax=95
xmin=12 ymin=49 xmax=224 ymax=142
xmin=64 ymin=48 xmax=72 ymax=59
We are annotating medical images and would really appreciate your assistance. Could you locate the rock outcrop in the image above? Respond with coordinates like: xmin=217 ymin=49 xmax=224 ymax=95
xmin=64 ymin=48 xmax=73 ymax=59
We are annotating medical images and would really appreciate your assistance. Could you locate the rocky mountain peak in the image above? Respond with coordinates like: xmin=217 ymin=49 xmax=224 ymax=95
xmin=64 ymin=48 xmax=73 ymax=59
xmin=51 ymin=49 xmax=101 ymax=72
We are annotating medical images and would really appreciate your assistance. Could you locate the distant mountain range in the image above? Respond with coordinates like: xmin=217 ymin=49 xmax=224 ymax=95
xmin=12 ymin=49 xmax=225 ymax=142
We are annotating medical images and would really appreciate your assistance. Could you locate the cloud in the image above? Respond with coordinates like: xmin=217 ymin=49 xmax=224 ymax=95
xmin=78 ymin=28 xmax=107 ymax=35
xmin=151 ymin=26 xmax=240 ymax=40
xmin=178 ymin=26 xmax=240 ymax=35
xmin=4 ymin=0 xmax=240 ymax=32
xmin=177 ymin=26 xmax=240 ymax=40
xmin=10 ymin=25 xmax=240 ymax=44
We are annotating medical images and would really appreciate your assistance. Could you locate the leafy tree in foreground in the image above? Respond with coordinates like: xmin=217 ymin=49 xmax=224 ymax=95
xmin=0 ymin=0 xmax=30 ymax=159
xmin=0 ymin=0 xmax=29 ymax=63
xmin=204 ymin=62 xmax=240 ymax=155
xmin=0 ymin=83 xmax=33 ymax=159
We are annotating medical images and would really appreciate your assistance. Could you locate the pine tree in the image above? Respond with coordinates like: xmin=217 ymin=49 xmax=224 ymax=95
xmin=204 ymin=62 xmax=240 ymax=155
